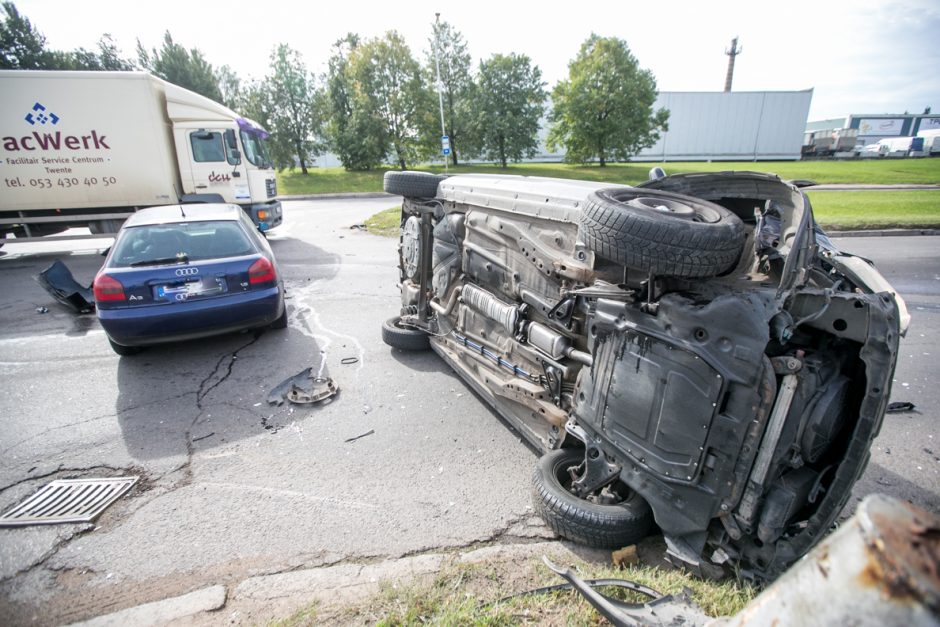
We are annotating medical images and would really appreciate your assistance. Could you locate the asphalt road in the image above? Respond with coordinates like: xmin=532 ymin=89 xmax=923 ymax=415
xmin=0 ymin=202 xmax=936 ymax=624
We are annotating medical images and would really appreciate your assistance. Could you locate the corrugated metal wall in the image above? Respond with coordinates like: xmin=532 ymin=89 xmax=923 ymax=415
xmin=633 ymin=90 xmax=813 ymax=161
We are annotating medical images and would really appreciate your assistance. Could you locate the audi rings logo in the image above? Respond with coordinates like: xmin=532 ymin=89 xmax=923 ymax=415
xmin=175 ymin=293 xmax=189 ymax=301
xmin=175 ymin=268 xmax=199 ymax=277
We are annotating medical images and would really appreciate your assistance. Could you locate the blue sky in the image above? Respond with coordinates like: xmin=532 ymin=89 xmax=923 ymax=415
xmin=13 ymin=0 xmax=940 ymax=121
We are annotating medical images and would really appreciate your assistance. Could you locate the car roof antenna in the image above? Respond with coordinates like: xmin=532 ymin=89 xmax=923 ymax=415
xmin=180 ymin=206 xmax=187 ymax=218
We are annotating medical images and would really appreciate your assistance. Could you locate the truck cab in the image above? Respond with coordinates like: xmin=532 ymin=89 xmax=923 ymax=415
xmin=166 ymin=83 xmax=282 ymax=232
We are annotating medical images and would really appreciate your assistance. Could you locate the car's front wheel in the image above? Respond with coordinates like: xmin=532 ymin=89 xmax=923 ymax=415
xmin=532 ymin=447 xmax=653 ymax=549
xmin=381 ymin=316 xmax=430 ymax=351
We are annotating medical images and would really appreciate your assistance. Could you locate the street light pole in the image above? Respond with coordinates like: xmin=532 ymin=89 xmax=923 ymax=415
xmin=433 ymin=12 xmax=448 ymax=173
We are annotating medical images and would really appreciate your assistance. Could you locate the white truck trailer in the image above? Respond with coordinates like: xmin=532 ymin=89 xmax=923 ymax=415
xmin=0 ymin=70 xmax=282 ymax=242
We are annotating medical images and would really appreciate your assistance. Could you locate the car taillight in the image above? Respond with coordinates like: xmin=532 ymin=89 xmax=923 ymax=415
xmin=249 ymin=257 xmax=276 ymax=285
xmin=257 ymin=210 xmax=269 ymax=220
xmin=93 ymin=274 xmax=125 ymax=301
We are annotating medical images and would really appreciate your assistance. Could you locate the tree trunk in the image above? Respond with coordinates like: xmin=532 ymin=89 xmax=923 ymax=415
xmin=397 ymin=145 xmax=407 ymax=170
xmin=499 ymin=135 xmax=507 ymax=169
xmin=451 ymin=137 xmax=459 ymax=167
xmin=296 ymin=141 xmax=308 ymax=174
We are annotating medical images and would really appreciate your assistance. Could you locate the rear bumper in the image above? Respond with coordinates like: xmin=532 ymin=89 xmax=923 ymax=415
xmin=99 ymin=286 xmax=283 ymax=347
xmin=247 ymin=201 xmax=282 ymax=232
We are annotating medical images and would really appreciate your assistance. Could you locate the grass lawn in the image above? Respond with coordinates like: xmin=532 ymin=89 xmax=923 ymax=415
xmin=808 ymin=190 xmax=940 ymax=229
xmin=277 ymin=158 xmax=940 ymax=196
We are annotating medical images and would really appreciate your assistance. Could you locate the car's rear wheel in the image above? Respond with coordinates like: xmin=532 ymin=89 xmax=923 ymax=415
xmin=383 ymin=171 xmax=447 ymax=198
xmin=381 ymin=316 xmax=430 ymax=350
xmin=533 ymin=447 xmax=653 ymax=549
xmin=108 ymin=338 xmax=142 ymax=356
xmin=270 ymin=304 xmax=288 ymax=329
xmin=579 ymin=188 xmax=745 ymax=278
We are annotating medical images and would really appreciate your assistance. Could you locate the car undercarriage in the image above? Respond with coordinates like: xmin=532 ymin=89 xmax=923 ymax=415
xmin=382 ymin=169 xmax=908 ymax=581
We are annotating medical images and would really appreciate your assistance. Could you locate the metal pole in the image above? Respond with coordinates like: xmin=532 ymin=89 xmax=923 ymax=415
xmin=433 ymin=13 xmax=448 ymax=173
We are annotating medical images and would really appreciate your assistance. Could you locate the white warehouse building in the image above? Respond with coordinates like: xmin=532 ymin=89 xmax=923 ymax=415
xmin=535 ymin=89 xmax=814 ymax=163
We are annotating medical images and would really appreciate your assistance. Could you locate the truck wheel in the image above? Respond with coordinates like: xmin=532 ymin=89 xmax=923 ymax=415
xmin=381 ymin=316 xmax=430 ymax=351
xmin=579 ymin=188 xmax=745 ymax=278
xmin=383 ymin=171 xmax=447 ymax=198
xmin=533 ymin=448 xmax=653 ymax=549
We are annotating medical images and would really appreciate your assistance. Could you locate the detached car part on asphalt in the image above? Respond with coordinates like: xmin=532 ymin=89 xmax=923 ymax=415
xmin=382 ymin=169 xmax=908 ymax=581
xmin=94 ymin=203 xmax=286 ymax=355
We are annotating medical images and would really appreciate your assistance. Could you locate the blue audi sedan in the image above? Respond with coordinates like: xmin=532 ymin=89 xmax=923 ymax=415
xmin=94 ymin=204 xmax=286 ymax=355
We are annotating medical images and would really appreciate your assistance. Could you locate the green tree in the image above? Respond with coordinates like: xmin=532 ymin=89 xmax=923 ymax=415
xmin=2 ymin=4 xmax=135 ymax=71
xmin=547 ymin=34 xmax=669 ymax=166
xmin=60 ymin=34 xmax=135 ymax=70
xmin=426 ymin=19 xmax=473 ymax=166
xmin=325 ymin=34 xmax=387 ymax=170
xmin=138 ymin=31 xmax=222 ymax=102
xmin=347 ymin=31 xmax=433 ymax=170
xmin=265 ymin=43 xmax=325 ymax=174
xmin=470 ymin=53 xmax=546 ymax=168
xmin=0 ymin=1 xmax=50 ymax=68
xmin=215 ymin=64 xmax=241 ymax=109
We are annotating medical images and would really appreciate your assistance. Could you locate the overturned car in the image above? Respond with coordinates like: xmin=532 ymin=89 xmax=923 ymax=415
xmin=381 ymin=169 xmax=908 ymax=581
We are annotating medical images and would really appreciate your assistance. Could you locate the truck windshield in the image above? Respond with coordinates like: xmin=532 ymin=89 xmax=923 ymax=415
xmin=240 ymin=131 xmax=272 ymax=169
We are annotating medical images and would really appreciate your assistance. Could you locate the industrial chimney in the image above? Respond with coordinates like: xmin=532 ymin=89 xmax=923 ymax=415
xmin=724 ymin=37 xmax=742 ymax=92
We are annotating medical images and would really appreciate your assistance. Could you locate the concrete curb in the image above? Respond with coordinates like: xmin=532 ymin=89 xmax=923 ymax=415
xmin=828 ymin=228 xmax=939 ymax=237
xmin=66 ymin=585 xmax=226 ymax=627
xmin=278 ymin=192 xmax=395 ymax=201
xmin=806 ymin=184 xmax=940 ymax=191
xmin=74 ymin=541 xmax=606 ymax=626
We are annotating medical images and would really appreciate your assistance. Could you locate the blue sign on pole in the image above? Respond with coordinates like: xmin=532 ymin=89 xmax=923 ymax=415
xmin=441 ymin=135 xmax=451 ymax=156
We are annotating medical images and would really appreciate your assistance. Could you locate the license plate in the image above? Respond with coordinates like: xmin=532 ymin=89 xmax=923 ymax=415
xmin=155 ymin=277 xmax=226 ymax=302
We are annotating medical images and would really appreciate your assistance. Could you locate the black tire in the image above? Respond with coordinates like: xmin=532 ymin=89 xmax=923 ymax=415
xmin=381 ymin=316 xmax=430 ymax=350
xmin=579 ymin=188 xmax=745 ymax=278
xmin=533 ymin=448 xmax=653 ymax=549
xmin=270 ymin=304 xmax=288 ymax=329
xmin=108 ymin=338 xmax=142 ymax=356
xmin=383 ymin=171 xmax=446 ymax=198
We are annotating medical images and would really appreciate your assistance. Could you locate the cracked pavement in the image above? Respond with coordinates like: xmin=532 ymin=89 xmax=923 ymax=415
xmin=0 ymin=198 xmax=552 ymax=625
xmin=0 ymin=203 xmax=936 ymax=625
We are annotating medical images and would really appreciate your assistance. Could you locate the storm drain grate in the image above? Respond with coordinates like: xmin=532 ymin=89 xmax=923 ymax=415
xmin=0 ymin=477 xmax=138 ymax=527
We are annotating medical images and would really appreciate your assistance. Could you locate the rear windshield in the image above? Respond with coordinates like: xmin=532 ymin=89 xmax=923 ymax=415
xmin=109 ymin=220 xmax=253 ymax=267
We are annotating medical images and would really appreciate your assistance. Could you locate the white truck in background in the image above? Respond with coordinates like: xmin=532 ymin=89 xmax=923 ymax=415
xmin=0 ymin=70 xmax=282 ymax=242
xmin=916 ymin=128 xmax=940 ymax=155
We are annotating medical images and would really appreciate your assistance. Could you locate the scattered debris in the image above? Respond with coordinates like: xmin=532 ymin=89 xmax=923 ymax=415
xmin=611 ymin=545 xmax=639 ymax=568
xmin=267 ymin=368 xmax=339 ymax=406
xmin=349 ymin=224 xmax=367 ymax=230
xmin=541 ymin=556 xmax=710 ymax=626
xmin=36 ymin=306 xmax=48 ymax=314
xmin=345 ymin=429 xmax=375 ymax=443
xmin=341 ymin=357 xmax=359 ymax=365
xmin=886 ymin=401 xmax=916 ymax=413
xmin=192 ymin=432 xmax=215 ymax=443
xmin=34 ymin=259 xmax=95 ymax=313
xmin=0 ymin=477 xmax=138 ymax=527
